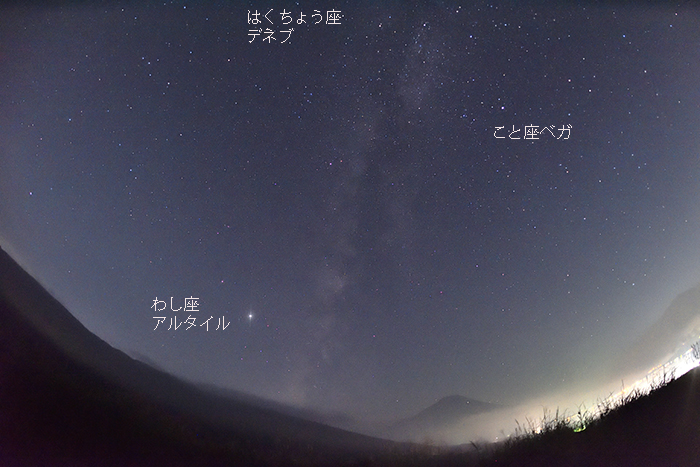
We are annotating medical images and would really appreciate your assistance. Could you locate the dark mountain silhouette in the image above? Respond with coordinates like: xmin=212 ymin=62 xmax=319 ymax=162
xmin=619 ymin=283 xmax=700 ymax=376
xmin=409 ymin=395 xmax=497 ymax=427
xmin=378 ymin=395 xmax=499 ymax=442
xmin=0 ymin=245 xmax=413 ymax=466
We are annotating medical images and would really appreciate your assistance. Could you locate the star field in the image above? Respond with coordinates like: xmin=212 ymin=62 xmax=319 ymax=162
xmin=1 ymin=1 xmax=700 ymax=423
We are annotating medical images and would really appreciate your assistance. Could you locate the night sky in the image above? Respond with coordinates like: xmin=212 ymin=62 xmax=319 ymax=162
xmin=2 ymin=1 xmax=700 ymax=427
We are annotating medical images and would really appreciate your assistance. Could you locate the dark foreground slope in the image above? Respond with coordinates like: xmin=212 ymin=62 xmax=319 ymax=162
xmin=483 ymin=366 xmax=700 ymax=467
xmin=0 ymin=247 xmax=419 ymax=466
xmin=409 ymin=368 xmax=700 ymax=467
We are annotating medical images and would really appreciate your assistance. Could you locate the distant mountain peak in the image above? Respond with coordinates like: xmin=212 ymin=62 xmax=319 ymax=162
xmin=416 ymin=395 xmax=495 ymax=421
xmin=380 ymin=395 xmax=499 ymax=442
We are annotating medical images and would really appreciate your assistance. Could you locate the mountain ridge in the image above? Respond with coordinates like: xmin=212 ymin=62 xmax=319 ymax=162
xmin=0 ymin=245 xmax=408 ymax=465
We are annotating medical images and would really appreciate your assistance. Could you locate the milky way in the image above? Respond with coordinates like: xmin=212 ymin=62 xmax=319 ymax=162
xmin=1 ymin=1 xmax=700 ymax=424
